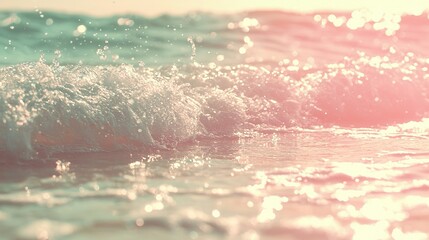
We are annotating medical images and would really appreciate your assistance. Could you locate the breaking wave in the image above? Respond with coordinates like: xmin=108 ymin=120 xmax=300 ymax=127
xmin=2 ymin=10 xmax=429 ymax=159
xmin=1 ymin=51 xmax=429 ymax=159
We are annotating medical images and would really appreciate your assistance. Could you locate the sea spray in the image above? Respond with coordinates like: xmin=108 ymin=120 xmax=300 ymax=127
xmin=1 ymin=52 xmax=429 ymax=158
xmin=2 ymin=11 xmax=429 ymax=159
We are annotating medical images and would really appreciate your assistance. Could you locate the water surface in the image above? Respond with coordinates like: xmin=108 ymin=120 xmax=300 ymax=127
xmin=1 ymin=9 xmax=429 ymax=240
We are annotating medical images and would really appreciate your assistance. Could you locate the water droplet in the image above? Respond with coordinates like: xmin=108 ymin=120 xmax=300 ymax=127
xmin=77 ymin=25 xmax=86 ymax=33
xmin=239 ymin=47 xmax=247 ymax=54
xmin=212 ymin=209 xmax=221 ymax=218
xmin=45 ymin=18 xmax=53 ymax=26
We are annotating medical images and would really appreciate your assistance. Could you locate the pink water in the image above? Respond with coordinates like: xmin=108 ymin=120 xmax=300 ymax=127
xmin=1 ymin=8 xmax=429 ymax=240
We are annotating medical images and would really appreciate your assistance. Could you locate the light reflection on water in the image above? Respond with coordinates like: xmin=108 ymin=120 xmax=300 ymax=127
xmin=1 ymin=7 xmax=429 ymax=239
xmin=1 ymin=129 xmax=429 ymax=239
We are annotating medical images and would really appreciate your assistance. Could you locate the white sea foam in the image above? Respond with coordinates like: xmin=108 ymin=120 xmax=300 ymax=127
xmin=1 ymin=51 xmax=429 ymax=159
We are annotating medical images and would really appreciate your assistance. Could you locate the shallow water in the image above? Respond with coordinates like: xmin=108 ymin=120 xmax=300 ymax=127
xmin=1 ymin=8 xmax=429 ymax=240
xmin=2 ymin=129 xmax=429 ymax=239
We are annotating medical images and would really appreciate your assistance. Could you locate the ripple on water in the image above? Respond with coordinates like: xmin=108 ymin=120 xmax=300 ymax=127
xmin=18 ymin=220 xmax=76 ymax=240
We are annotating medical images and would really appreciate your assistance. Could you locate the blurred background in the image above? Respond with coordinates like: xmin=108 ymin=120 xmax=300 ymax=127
xmin=2 ymin=0 xmax=429 ymax=16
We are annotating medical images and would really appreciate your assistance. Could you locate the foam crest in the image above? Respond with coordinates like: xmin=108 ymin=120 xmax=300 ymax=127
xmin=1 ymin=50 xmax=429 ymax=158
xmin=0 ymin=62 xmax=211 ymax=158
xmin=306 ymin=53 xmax=429 ymax=126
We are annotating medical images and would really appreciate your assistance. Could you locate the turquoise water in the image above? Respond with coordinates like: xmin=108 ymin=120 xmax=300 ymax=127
xmin=0 ymin=11 xmax=241 ymax=66
xmin=2 ymin=9 xmax=429 ymax=240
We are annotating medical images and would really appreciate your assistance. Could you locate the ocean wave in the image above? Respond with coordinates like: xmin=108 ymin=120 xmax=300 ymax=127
xmin=1 ymin=51 xmax=429 ymax=159
xmin=2 ymin=10 xmax=429 ymax=159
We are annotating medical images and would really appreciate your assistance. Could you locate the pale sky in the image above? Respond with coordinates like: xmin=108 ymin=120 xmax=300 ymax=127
xmin=0 ymin=0 xmax=428 ymax=16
